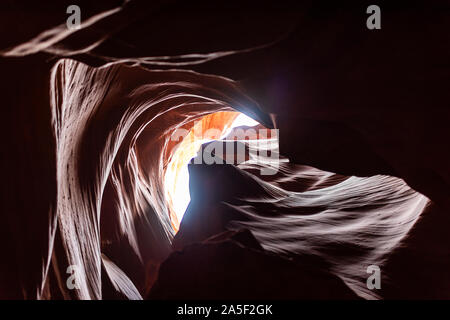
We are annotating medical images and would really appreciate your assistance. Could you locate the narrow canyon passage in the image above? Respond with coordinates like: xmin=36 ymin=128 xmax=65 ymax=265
xmin=1 ymin=1 xmax=449 ymax=300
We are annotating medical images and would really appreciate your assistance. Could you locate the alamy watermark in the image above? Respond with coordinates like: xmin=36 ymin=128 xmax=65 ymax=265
xmin=366 ymin=265 xmax=381 ymax=290
xmin=66 ymin=5 xmax=81 ymax=30
xmin=170 ymin=122 xmax=283 ymax=176
xmin=66 ymin=5 xmax=380 ymax=31
xmin=66 ymin=265 xmax=81 ymax=290
xmin=366 ymin=5 xmax=381 ymax=30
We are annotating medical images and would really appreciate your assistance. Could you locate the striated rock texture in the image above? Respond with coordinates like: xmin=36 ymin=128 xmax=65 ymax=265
xmin=0 ymin=0 xmax=449 ymax=299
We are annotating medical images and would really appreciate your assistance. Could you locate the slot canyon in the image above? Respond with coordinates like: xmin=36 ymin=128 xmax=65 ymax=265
xmin=0 ymin=0 xmax=449 ymax=300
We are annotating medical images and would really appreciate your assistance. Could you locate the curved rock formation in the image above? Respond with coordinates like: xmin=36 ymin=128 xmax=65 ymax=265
xmin=0 ymin=0 xmax=448 ymax=300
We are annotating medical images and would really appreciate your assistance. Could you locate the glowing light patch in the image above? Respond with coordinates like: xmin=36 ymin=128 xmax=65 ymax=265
xmin=231 ymin=113 xmax=260 ymax=128
xmin=164 ymin=111 xmax=260 ymax=230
